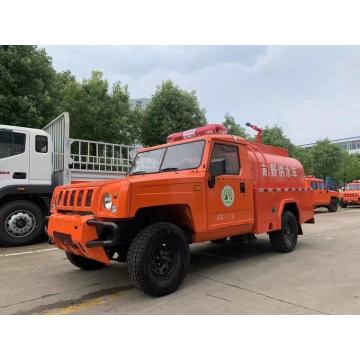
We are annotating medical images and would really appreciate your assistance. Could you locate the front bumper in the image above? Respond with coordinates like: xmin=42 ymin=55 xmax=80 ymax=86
xmin=341 ymin=197 xmax=360 ymax=205
xmin=47 ymin=214 xmax=119 ymax=264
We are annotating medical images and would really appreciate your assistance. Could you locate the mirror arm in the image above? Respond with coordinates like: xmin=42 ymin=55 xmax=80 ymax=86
xmin=208 ymin=175 xmax=216 ymax=188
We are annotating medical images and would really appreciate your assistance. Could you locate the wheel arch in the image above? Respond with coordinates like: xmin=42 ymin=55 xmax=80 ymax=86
xmin=278 ymin=199 xmax=303 ymax=235
xmin=134 ymin=204 xmax=195 ymax=242
xmin=0 ymin=193 xmax=49 ymax=216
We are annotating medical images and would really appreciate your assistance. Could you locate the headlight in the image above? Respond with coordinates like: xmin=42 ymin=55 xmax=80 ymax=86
xmin=103 ymin=193 xmax=112 ymax=210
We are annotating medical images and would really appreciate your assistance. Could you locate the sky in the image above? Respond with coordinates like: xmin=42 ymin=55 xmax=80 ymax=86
xmin=45 ymin=45 xmax=360 ymax=145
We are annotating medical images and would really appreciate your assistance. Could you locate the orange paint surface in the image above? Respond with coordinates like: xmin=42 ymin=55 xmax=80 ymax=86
xmin=305 ymin=176 xmax=339 ymax=208
xmin=48 ymin=131 xmax=314 ymax=263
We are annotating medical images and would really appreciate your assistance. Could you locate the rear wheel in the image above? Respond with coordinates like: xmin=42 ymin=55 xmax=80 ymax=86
xmin=127 ymin=222 xmax=190 ymax=296
xmin=269 ymin=211 xmax=298 ymax=253
xmin=66 ymin=252 xmax=107 ymax=270
xmin=0 ymin=200 xmax=44 ymax=246
xmin=328 ymin=198 xmax=338 ymax=212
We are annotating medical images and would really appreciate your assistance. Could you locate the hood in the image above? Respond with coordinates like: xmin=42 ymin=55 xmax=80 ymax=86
xmin=60 ymin=177 xmax=129 ymax=189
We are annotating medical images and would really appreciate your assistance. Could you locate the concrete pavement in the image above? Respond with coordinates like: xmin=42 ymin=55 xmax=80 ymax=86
xmin=1 ymin=207 xmax=360 ymax=314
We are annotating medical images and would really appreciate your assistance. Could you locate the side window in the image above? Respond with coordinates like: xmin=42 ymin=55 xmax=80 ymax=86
xmin=35 ymin=135 xmax=48 ymax=153
xmin=211 ymin=143 xmax=240 ymax=175
xmin=311 ymin=182 xmax=318 ymax=190
xmin=0 ymin=131 xmax=26 ymax=159
xmin=319 ymin=182 xmax=325 ymax=190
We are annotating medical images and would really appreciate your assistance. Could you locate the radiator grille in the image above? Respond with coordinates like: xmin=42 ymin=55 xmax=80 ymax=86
xmin=56 ymin=188 xmax=95 ymax=209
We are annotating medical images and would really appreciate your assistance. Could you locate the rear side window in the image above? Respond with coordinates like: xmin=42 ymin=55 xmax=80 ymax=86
xmin=35 ymin=135 xmax=48 ymax=153
xmin=0 ymin=131 xmax=26 ymax=159
xmin=311 ymin=182 xmax=318 ymax=190
xmin=211 ymin=143 xmax=240 ymax=175
xmin=319 ymin=182 xmax=325 ymax=190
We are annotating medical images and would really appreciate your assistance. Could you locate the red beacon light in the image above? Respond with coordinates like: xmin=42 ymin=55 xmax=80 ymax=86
xmin=167 ymin=124 xmax=227 ymax=143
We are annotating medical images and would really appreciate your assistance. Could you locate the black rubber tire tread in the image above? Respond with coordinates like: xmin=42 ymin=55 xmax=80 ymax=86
xmin=328 ymin=198 xmax=338 ymax=212
xmin=66 ymin=252 xmax=107 ymax=270
xmin=0 ymin=200 xmax=44 ymax=246
xmin=127 ymin=222 xmax=190 ymax=297
xmin=269 ymin=211 xmax=298 ymax=253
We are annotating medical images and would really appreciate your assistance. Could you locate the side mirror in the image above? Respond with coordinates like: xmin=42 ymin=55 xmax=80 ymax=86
xmin=208 ymin=159 xmax=226 ymax=188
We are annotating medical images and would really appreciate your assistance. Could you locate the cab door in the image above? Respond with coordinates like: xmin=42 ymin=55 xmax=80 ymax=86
xmin=310 ymin=181 xmax=319 ymax=206
xmin=29 ymin=133 xmax=52 ymax=184
xmin=318 ymin=181 xmax=328 ymax=205
xmin=206 ymin=142 xmax=254 ymax=234
xmin=0 ymin=129 xmax=29 ymax=187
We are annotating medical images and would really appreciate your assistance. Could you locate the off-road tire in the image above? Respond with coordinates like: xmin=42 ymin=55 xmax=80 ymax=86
xmin=127 ymin=222 xmax=190 ymax=297
xmin=340 ymin=200 xmax=348 ymax=208
xmin=66 ymin=252 xmax=107 ymax=270
xmin=328 ymin=198 xmax=338 ymax=212
xmin=0 ymin=200 xmax=44 ymax=246
xmin=269 ymin=211 xmax=298 ymax=253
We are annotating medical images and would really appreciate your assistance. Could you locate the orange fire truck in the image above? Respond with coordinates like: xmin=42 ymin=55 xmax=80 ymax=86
xmin=339 ymin=180 xmax=360 ymax=207
xmin=305 ymin=176 xmax=339 ymax=212
xmin=48 ymin=123 xmax=314 ymax=296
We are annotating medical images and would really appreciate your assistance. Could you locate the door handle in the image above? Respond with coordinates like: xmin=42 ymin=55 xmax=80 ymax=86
xmin=13 ymin=172 xmax=26 ymax=179
xmin=240 ymin=182 xmax=246 ymax=193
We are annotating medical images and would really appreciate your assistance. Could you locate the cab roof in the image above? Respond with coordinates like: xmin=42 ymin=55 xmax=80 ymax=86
xmin=138 ymin=133 xmax=289 ymax=157
xmin=0 ymin=124 xmax=49 ymax=137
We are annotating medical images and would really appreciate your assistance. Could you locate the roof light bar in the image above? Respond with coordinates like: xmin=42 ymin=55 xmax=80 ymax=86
xmin=167 ymin=124 xmax=227 ymax=143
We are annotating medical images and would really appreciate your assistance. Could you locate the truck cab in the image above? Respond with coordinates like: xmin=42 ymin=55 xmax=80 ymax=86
xmin=0 ymin=113 xmax=134 ymax=246
xmin=305 ymin=176 xmax=339 ymax=212
xmin=48 ymin=123 xmax=314 ymax=296
xmin=0 ymin=125 xmax=52 ymax=245
xmin=339 ymin=180 xmax=360 ymax=207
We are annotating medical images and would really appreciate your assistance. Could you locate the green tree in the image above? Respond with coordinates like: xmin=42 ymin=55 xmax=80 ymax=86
xmin=311 ymin=139 xmax=344 ymax=180
xmin=335 ymin=152 xmax=360 ymax=184
xmin=291 ymin=147 xmax=314 ymax=175
xmin=0 ymin=45 xmax=58 ymax=128
xmin=140 ymin=80 xmax=206 ymax=146
xmin=261 ymin=125 xmax=295 ymax=153
xmin=55 ymin=70 xmax=139 ymax=145
xmin=222 ymin=113 xmax=247 ymax=138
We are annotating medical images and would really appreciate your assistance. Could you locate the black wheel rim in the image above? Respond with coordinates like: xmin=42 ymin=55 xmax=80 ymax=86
xmin=151 ymin=240 xmax=177 ymax=277
xmin=283 ymin=221 xmax=293 ymax=246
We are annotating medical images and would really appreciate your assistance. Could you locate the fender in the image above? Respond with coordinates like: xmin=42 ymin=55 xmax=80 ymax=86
xmin=277 ymin=197 xmax=300 ymax=224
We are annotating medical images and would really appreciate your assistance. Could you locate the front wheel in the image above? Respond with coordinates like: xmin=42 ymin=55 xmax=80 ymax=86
xmin=269 ymin=211 xmax=298 ymax=253
xmin=127 ymin=222 xmax=190 ymax=296
xmin=0 ymin=200 xmax=44 ymax=246
xmin=328 ymin=198 xmax=338 ymax=212
xmin=66 ymin=252 xmax=107 ymax=270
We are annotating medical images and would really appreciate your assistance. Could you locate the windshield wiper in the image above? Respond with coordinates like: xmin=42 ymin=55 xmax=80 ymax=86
xmin=160 ymin=167 xmax=179 ymax=172
xmin=130 ymin=171 xmax=147 ymax=175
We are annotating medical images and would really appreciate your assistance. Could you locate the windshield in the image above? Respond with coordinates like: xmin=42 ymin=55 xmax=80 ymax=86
xmin=130 ymin=140 xmax=205 ymax=175
xmin=346 ymin=184 xmax=360 ymax=190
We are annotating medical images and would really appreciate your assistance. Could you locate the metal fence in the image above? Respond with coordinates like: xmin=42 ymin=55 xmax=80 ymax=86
xmin=43 ymin=112 xmax=70 ymax=174
xmin=69 ymin=139 xmax=134 ymax=174
xmin=43 ymin=112 xmax=137 ymax=184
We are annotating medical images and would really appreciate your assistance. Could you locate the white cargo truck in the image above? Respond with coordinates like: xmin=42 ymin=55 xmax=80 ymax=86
xmin=0 ymin=113 xmax=135 ymax=246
